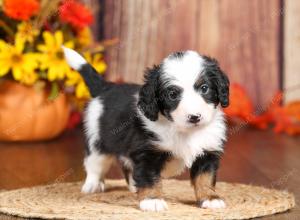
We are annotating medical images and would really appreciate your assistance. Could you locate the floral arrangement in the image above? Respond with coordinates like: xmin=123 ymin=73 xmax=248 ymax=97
xmin=225 ymin=84 xmax=300 ymax=136
xmin=0 ymin=0 xmax=106 ymax=100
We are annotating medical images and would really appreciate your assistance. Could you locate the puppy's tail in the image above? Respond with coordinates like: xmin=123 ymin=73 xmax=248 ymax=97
xmin=62 ymin=46 xmax=106 ymax=98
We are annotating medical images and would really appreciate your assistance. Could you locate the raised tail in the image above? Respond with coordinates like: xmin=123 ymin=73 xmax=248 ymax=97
xmin=62 ymin=46 xmax=106 ymax=98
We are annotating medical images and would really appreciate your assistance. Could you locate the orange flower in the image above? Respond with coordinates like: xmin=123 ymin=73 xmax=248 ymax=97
xmin=3 ymin=0 xmax=40 ymax=21
xmin=223 ymin=83 xmax=254 ymax=119
xmin=225 ymin=84 xmax=300 ymax=136
xmin=59 ymin=0 xmax=94 ymax=29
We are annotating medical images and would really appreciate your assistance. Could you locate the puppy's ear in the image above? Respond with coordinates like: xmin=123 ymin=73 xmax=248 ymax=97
xmin=138 ymin=65 xmax=161 ymax=121
xmin=216 ymin=69 xmax=230 ymax=108
xmin=203 ymin=56 xmax=230 ymax=108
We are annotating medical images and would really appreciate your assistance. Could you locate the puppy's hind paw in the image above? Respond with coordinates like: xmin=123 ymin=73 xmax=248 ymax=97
xmin=81 ymin=180 xmax=105 ymax=194
xmin=139 ymin=199 xmax=168 ymax=212
xmin=199 ymin=198 xmax=226 ymax=209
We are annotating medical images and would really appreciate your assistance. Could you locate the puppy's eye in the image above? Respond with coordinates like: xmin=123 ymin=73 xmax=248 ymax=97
xmin=168 ymin=90 xmax=179 ymax=100
xmin=200 ymin=84 xmax=209 ymax=94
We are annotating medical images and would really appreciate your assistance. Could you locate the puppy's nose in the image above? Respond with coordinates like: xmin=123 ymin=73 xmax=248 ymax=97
xmin=188 ymin=114 xmax=201 ymax=124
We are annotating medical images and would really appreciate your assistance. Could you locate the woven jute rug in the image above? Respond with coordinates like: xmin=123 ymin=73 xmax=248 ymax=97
xmin=0 ymin=179 xmax=295 ymax=220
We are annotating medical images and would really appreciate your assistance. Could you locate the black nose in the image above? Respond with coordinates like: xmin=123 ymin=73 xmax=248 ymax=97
xmin=188 ymin=114 xmax=201 ymax=124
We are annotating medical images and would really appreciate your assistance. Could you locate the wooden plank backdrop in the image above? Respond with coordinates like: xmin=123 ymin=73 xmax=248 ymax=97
xmin=93 ymin=0 xmax=282 ymax=108
xmin=83 ymin=0 xmax=102 ymax=38
xmin=284 ymin=0 xmax=300 ymax=103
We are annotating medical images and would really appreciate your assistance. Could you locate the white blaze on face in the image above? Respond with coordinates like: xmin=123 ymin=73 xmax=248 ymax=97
xmin=162 ymin=51 xmax=217 ymax=130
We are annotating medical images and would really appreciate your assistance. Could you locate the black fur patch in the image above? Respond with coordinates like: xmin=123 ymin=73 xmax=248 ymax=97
xmin=78 ymin=64 xmax=107 ymax=97
xmin=158 ymin=85 xmax=182 ymax=121
xmin=199 ymin=56 xmax=230 ymax=108
xmin=169 ymin=51 xmax=185 ymax=59
xmin=131 ymin=147 xmax=170 ymax=188
xmin=190 ymin=151 xmax=221 ymax=186
xmin=194 ymin=73 xmax=220 ymax=107
xmin=138 ymin=64 xmax=184 ymax=122
xmin=137 ymin=65 xmax=161 ymax=121
xmin=92 ymin=84 xmax=158 ymax=155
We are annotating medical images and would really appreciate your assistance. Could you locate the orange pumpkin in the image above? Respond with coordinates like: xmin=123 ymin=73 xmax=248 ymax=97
xmin=0 ymin=81 xmax=70 ymax=141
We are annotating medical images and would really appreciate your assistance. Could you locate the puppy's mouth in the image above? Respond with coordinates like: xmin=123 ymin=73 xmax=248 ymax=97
xmin=184 ymin=121 xmax=202 ymax=129
xmin=185 ymin=121 xmax=201 ymax=126
xmin=189 ymin=122 xmax=201 ymax=128
xmin=186 ymin=118 xmax=209 ymax=129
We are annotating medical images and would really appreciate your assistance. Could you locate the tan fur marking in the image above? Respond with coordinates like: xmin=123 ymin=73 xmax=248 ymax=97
xmin=192 ymin=173 xmax=219 ymax=202
xmin=138 ymin=181 xmax=162 ymax=200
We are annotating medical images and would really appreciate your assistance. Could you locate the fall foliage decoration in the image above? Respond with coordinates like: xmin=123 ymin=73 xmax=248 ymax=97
xmin=0 ymin=0 xmax=106 ymax=140
xmin=0 ymin=81 xmax=70 ymax=141
xmin=3 ymin=0 xmax=40 ymax=21
xmin=0 ymin=0 xmax=105 ymax=100
xmin=224 ymin=83 xmax=300 ymax=135
xmin=59 ymin=0 xmax=94 ymax=29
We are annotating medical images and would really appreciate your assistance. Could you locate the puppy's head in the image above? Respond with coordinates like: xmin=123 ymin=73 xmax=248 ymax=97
xmin=138 ymin=51 xmax=229 ymax=130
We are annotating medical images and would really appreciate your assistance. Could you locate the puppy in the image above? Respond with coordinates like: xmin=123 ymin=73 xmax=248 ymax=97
xmin=63 ymin=47 xmax=230 ymax=212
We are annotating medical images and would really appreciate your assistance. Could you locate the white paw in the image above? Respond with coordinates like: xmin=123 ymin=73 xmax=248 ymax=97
xmin=128 ymin=184 xmax=137 ymax=193
xmin=81 ymin=180 xmax=105 ymax=194
xmin=200 ymin=199 xmax=226 ymax=209
xmin=139 ymin=199 xmax=168 ymax=212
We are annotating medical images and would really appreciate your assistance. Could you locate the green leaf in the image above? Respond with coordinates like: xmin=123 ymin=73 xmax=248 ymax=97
xmin=48 ymin=82 xmax=59 ymax=101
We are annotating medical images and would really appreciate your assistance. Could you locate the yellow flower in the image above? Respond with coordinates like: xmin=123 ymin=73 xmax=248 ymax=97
xmin=0 ymin=38 xmax=38 ymax=81
xmin=75 ymin=81 xmax=90 ymax=99
xmin=16 ymin=22 xmax=39 ymax=44
xmin=65 ymin=70 xmax=81 ymax=86
xmin=84 ymin=52 xmax=107 ymax=73
xmin=66 ymin=70 xmax=90 ymax=99
xmin=77 ymin=27 xmax=93 ymax=47
xmin=37 ymin=31 xmax=74 ymax=81
xmin=19 ymin=69 xmax=39 ymax=85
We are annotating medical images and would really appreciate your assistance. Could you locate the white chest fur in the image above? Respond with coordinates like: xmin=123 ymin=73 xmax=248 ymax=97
xmin=141 ymin=109 xmax=226 ymax=168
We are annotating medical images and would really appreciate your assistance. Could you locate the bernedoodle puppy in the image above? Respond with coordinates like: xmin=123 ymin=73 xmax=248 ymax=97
xmin=63 ymin=47 xmax=230 ymax=212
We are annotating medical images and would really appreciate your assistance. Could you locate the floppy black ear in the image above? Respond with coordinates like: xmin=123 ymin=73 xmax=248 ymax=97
xmin=216 ymin=69 xmax=230 ymax=108
xmin=137 ymin=65 xmax=161 ymax=121
xmin=203 ymin=56 xmax=230 ymax=108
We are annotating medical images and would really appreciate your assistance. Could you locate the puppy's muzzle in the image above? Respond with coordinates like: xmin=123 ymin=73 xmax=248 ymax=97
xmin=187 ymin=114 xmax=202 ymax=124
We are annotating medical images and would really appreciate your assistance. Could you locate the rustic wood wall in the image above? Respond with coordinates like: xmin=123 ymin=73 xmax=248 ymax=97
xmin=101 ymin=0 xmax=282 ymax=107
xmin=284 ymin=0 xmax=300 ymax=103
xmin=82 ymin=0 xmax=102 ymax=38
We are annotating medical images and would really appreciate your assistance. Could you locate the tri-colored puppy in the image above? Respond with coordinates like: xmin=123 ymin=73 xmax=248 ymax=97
xmin=63 ymin=47 xmax=230 ymax=211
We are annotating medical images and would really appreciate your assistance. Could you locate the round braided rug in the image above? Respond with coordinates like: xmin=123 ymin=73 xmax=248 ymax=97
xmin=0 ymin=179 xmax=295 ymax=220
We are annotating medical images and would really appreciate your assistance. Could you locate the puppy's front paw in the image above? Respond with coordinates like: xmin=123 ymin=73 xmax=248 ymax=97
xmin=128 ymin=184 xmax=137 ymax=193
xmin=81 ymin=180 xmax=105 ymax=194
xmin=199 ymin=198 xmax=226 ymax=209
xmin=139 ymin=199 xmax=168 ymax=212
